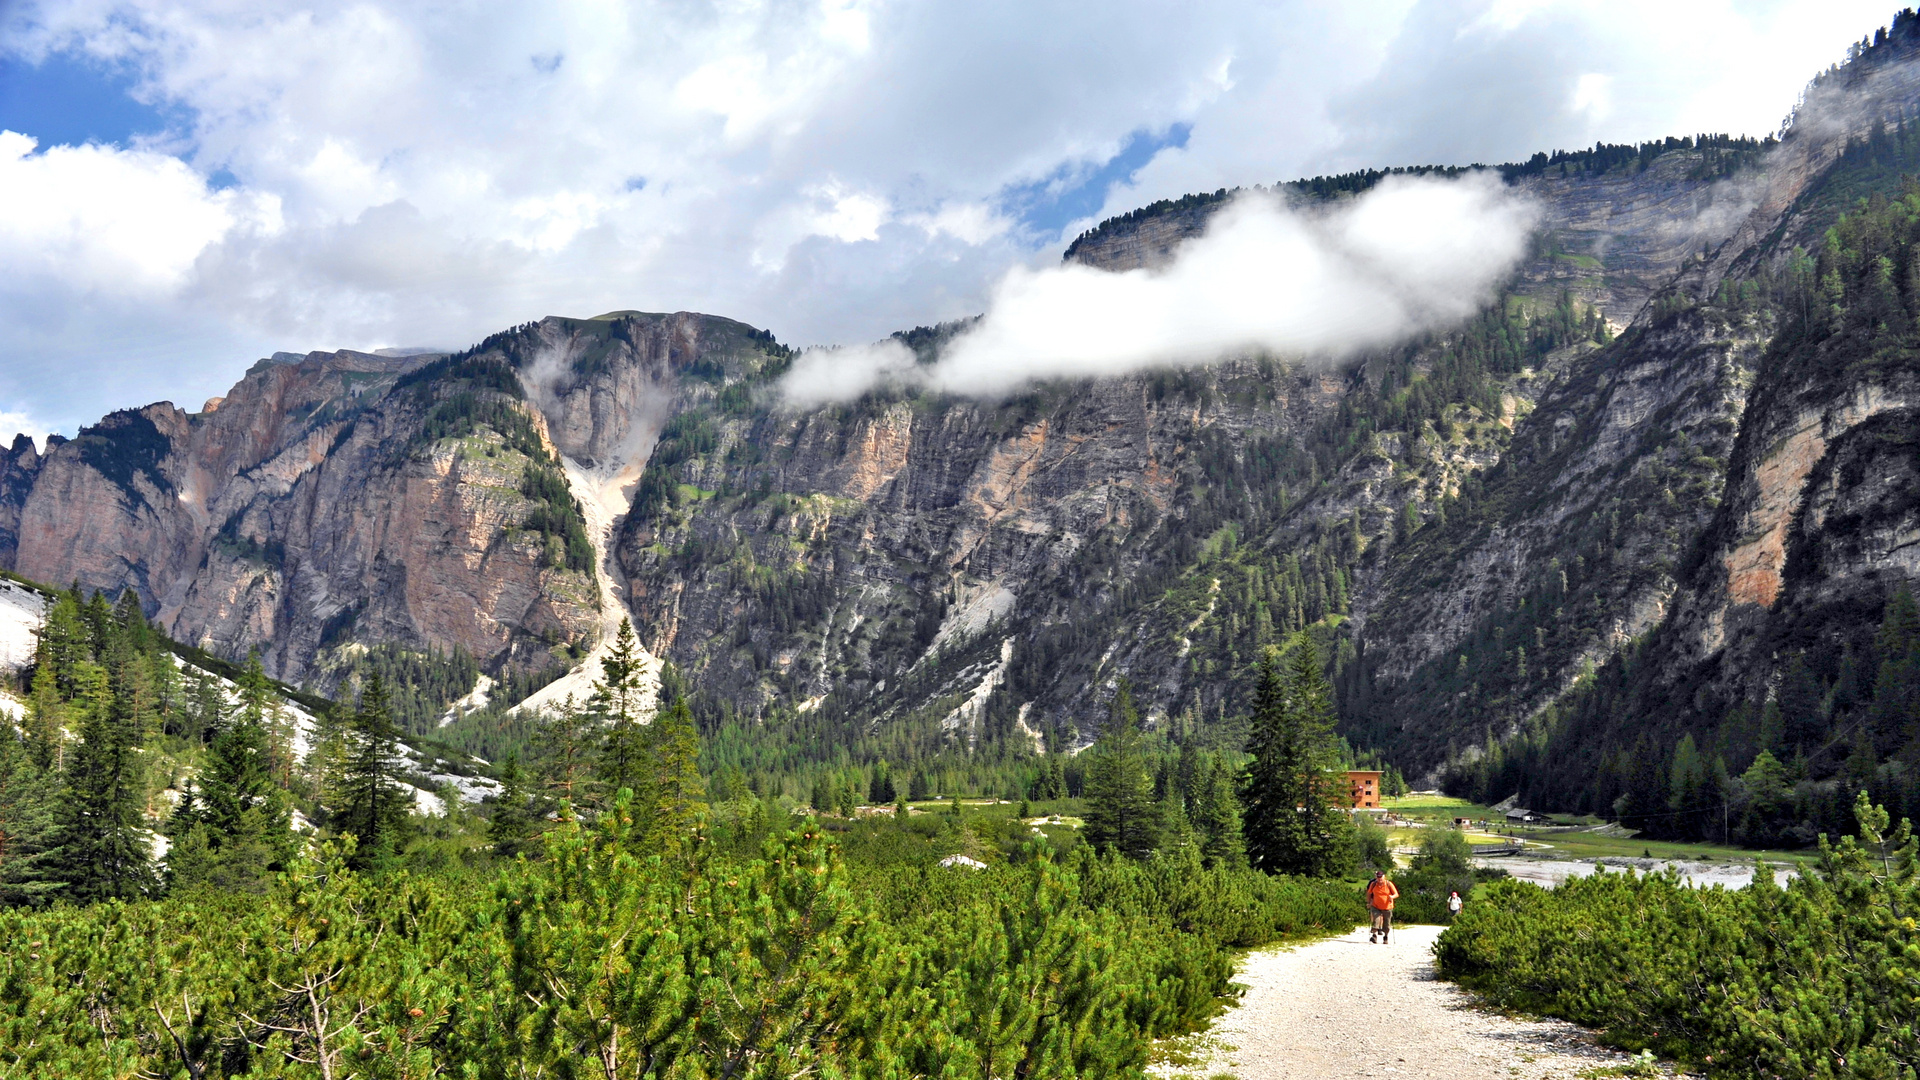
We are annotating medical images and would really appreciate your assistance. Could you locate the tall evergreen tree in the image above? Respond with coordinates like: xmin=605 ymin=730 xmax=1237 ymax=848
xmin=1875 ymin=584 xmax=1920 ymax=751
xmin=23 ymin=650 xmax=62 ymax=770
xmin=1084 ymin=681 xmax=1160 ymax=860
xmin=1240 ymin=643 xmax=1352 ymax=877
xmin=0 ymin=729 xmax=61 ymax=906
xmin=172 ymin=663 xmax=294 ymax=891
xmin=1194 ymin=756 xmax=1246 ymax=867
xmin=594 ymin=619 xmax=650 ymax=803
xmin=38 ymin=590 xmax=89 ymax=696
xmin=489 ymin=752 xmax=535 ymax=859
xmin=868 ymin=760 xmax=895 ymax=804
xmin=333 ymin=672 xmax=410 ymax=870
xmin=46 ymin=661 xmax=156 ymax=902
xmin=636 ymin=698 xmax=706 ymax=854
xmin=534 ymin=695 xmax=596 ymax=805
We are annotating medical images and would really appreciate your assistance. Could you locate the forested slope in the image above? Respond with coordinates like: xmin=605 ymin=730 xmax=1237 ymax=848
xmin=5 ymin=15 xmax=1920 ymax=828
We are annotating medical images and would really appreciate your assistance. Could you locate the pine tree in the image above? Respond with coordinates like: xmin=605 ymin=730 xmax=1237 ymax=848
xmin=534 ymin=695 xmax=596 ymax=805
xmin=23 ymin=650 xmax=62 ymax=770
xmin=177 ymin=664 xmax=293 ymax=891
xmin=1083 ymin=681 xmax=1160 ymax=859
xmin=1194 ymin=756 xmax=1246 ymax=867
xmin=183 ymin=663 xmax=229 ymax=746
xmin=635 ymin=698 xmax=706 ymax=854
xmin=868 ymin=760 xmax=895 ymax=804
xmin=0 ymin=728 xmax=61 ymax=906
xmin=1240 ymin=651 xmax=1290 ymax=871
xmin=594 ymin=620 xmax=650 ymax=804
xmin=1030 ymin=755 xmax=1066 ymax=801
xmin=38 ymin=591 xmax=89 ymax=696
xmin=333 ymin=672 xmax=410 ymax=871
xmin=1383 ymin=766 xmax=1409 ymax=798
xmin=46 ymin=661 xmax=156 ymax=902
xmin=489 ymin=752 xmax=534 ymax=859
xmin=1241 ymin=643 xmax=1352 ymax=877
xmin=1874 ymin=584 xmax=1920 ymax=749
xmin=596 ymin=618 xmax=649 ymax=724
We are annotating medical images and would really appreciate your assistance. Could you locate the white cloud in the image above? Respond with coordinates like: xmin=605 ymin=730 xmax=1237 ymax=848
xmin=0 ymin=130 xmax=278 ymax=294
xmin=0 ymin=410 xmax=49 ymax=450
xmin=0 ymin=0 xmax=1906 ymax=433
xmin=783 ymin=173 xmax=1536 ymax=401
xmin=754 ymin=181 xmax=893 ymax=269
xmin=1569 ymin=73 xmax=1612 ymax=122
xmin=905 ymin=202 xmax=1010 ymax=245
xmin=779 ymin=340 xmax=920 ymax=406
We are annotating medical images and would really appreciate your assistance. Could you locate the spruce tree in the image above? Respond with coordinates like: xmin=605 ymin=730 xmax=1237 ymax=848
xmin=23 ymin=651 xmax=61 ymax=769
xmin=1083 ymin=681 xmax=1160 ymax=859
xmin=46 ymin=661 xmax=156 ymax=902
xmin=0 ymin=728 xmax=61 ymax=906
xmin=1241 ymin=643 xmax=1352 ymax=877
xmin=594 ymin=619 xmax=649 ymax=804
xmin=868 ymin=760 xmax=895 ymax=804
xmin=1041 ymin=755 xmax=1066 ymax=800
xmin=1874 ymin=584 xmax=1920 ymax=749
xmin=636 ymin=697 xmax=706 ymax=853
xmin=38 ymin=591 xmax=88 ymax=696
xmin=333 ymin=672 xmax=410 ymax=870
xmin=1240 ymin=651 xmax=1290 ymax=872
xmin=534 ymin=695 xmax=596 ymax=804
xmin=489 ymin=752 xmax=534 ymax=859
xmin=1194 ymin=756 xmax=1246 ymax=867
xmin=177 ymin=662 xmax=293 ymax=890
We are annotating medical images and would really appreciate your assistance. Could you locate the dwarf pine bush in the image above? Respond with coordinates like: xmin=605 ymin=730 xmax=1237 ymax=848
xmin=1436 ymin=792 xmax=1920 ymax=1076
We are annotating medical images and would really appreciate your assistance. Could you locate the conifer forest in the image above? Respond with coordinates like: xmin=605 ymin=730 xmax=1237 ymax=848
xmin=14 ymin=6 xmax=1920 ymax=1080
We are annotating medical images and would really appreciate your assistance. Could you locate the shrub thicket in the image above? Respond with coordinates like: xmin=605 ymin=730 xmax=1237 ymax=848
xmin=0 ymin=803 xmax=1362 ymax=1077
xmin=1436 ymin=793 xmax=1920 ymax=1075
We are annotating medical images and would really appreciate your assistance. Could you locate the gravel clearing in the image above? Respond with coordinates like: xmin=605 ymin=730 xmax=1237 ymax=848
xmin=1158 ymin=924 xmax=1677 ymax=1079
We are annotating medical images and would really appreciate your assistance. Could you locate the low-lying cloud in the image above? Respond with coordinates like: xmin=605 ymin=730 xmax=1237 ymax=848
xmin=779 ymin=171 xmax=1539 ymax=404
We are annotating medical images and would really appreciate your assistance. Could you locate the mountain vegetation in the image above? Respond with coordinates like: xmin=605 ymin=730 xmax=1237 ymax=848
xmin=0 ymin=567 xmax=1374 ymax=1076
xmin=1436 ymin=177 xmax=1920 ymax=846
xmin=1437 ymin=794 xmax=1920 ymax=1077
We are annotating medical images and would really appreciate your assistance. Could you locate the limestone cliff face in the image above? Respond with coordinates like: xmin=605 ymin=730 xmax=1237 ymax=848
xmin=0 ymin=316 xmax=782 ymax=690
xmin=611 ymin=358 xmax=1347 ymax=737
xmin=3 ymin=35 xmax=1919 ymax=770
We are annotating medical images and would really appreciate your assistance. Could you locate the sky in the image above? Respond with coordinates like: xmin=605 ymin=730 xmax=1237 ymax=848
xmin=0 ymin=0 xmax=1900 ymax=438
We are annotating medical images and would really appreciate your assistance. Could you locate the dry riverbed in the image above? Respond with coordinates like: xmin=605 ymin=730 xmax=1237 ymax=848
xmin=1484 ymin=856 xmax=1791 ymax=890
xmin=1155 ymin=924 xmax=1687 ymax=1080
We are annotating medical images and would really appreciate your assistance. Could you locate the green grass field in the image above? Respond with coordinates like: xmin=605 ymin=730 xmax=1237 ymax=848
xmin=1378 ymin=794 xmax=1815 ymax=867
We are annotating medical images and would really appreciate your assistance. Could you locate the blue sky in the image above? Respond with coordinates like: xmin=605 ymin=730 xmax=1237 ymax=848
xmin=0 ymin=51 xmax=170 ymax=146
xmin=0 ymin=0 xmax=1900 ymax=438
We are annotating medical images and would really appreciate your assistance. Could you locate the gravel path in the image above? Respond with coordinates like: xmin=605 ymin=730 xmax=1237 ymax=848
xmin=1159 ymin=924 xmax=1654 ymax=1080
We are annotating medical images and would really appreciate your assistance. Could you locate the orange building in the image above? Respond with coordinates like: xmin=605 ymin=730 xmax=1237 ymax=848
xmin=1346 ymin=770 xmax=1383 ymax=809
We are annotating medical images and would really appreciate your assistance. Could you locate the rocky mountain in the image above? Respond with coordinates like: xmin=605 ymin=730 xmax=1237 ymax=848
xmin=7 ymin=14 xmax=1920 ymax=808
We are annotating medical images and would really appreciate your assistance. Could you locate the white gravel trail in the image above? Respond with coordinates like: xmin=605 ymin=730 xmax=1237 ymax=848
xmin=1169 ymin=924 xmax=1658 ymax=1080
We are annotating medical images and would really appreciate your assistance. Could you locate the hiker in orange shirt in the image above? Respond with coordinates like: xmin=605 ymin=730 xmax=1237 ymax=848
xmin=1366 ymin=870 xmax=1399 ymax=944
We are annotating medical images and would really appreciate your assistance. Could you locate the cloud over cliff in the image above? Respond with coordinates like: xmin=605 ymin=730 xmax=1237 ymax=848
xmin=780 ymin=171 xmax=1537 ymax=402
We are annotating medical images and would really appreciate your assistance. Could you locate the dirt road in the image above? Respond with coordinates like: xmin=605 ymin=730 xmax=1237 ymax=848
xmin=1162 ymin=924 xmax=1651 ymax=1079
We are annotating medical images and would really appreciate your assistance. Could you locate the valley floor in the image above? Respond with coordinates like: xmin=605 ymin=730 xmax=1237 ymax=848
xmin=1161 ymin=925 xmax=1676 ymax=1080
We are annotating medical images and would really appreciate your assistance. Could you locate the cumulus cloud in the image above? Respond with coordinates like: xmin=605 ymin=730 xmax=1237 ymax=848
xmin=0 ymin=130 xmax=278 ymax=293
xmin=780 ymin=172 xmax=1535 ymax=402
xmin=0 ymin=0 xmax=1904 ymax=432
xmin=0 ymin=410 xmax=48 ymax=450
xmin=780 ymin=340 xmax=921 ymax=407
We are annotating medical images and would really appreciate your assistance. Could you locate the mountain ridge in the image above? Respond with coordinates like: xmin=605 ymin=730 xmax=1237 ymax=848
xmin=6 ymin=16 xmax=1920 ymax=817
